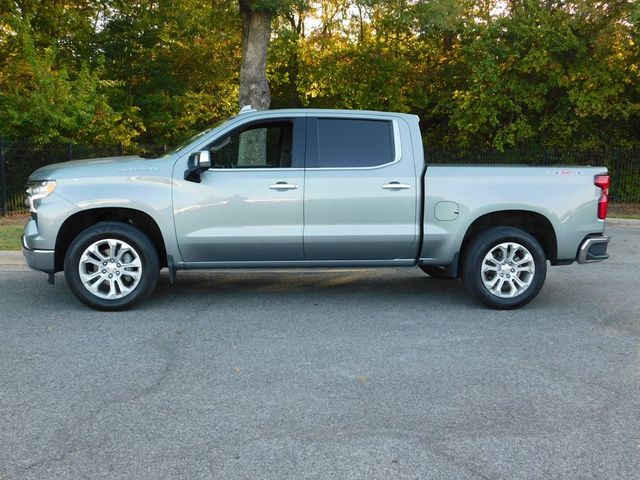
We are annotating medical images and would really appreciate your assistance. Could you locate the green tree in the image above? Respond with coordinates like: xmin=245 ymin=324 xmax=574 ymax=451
xmin=440 ymin=0 xmax=640 ymax=149
xmin=1 ymin=0 xmax=638 ymax=150
xmin=99 ymin=0 xmax=241 ymax=143
xmin=0 ymin=10 xmax=139 ymax=143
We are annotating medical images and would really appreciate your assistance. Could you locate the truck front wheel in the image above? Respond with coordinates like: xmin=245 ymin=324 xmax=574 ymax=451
xmin=64 ymin=222 xmax=159 ymax=311
xmin=462 ymin=227 xmax=547 ymax=309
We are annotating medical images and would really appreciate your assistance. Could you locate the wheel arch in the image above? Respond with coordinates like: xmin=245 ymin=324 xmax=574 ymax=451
xmin=460 ymin=210 xmax=558 ymax=266
xmin=55 ymin=208 xmax=168 ymax=272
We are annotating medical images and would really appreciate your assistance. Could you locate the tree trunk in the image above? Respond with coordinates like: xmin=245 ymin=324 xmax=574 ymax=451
xmin=239 ymin=1 xmax=272 ymax=111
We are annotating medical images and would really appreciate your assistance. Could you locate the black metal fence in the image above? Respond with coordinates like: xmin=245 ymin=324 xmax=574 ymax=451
xmin=0 ymin=139 xmax=638 ymax=215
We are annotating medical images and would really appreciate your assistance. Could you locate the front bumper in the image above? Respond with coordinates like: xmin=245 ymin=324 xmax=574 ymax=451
xmin=577 ymin=234 xmax=610 ymax=264
xmin=22 ymin=235 xmax=55 ymax=273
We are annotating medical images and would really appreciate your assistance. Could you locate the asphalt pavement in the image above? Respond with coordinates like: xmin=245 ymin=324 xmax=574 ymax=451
xmin=1 ymin=225 xmax=639 ymax=479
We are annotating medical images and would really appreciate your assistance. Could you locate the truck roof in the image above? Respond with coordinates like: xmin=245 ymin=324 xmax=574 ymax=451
xmin=237 ymin=107 xmax=420 ymax=122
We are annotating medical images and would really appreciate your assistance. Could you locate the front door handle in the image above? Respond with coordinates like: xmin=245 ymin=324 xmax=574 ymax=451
xmin=269 ymin=182 xmax=298 ymax=190
xmin=382 ymin=182 xmax=411 ymax=190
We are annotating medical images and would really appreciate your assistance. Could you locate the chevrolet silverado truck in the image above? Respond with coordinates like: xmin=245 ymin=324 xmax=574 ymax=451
xmin=22 ymin=108 xmax=611 ymax=310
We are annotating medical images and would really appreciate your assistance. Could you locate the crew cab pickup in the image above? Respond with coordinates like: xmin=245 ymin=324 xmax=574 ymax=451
xmin=22 ymin=108 xmax=610 ymax=310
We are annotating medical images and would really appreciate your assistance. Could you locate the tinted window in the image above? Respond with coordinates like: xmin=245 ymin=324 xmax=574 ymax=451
xmin=209 ymin=121 xmax=293 ymax=168
xmin=312 ymin=119 xmax=394 ymax=168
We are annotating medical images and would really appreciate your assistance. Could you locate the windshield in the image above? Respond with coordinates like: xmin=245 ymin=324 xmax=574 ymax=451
xmin=156 ymin=117 xmax=234 ymax=158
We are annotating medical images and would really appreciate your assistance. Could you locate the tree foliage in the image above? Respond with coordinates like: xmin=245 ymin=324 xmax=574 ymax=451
xmin=1 ymin=0 xmax=638 ymax=149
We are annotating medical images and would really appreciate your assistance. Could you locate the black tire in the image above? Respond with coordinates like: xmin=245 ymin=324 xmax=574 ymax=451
xmin=419 ymin=265 xmax=455 ymax=280
xmin=462 ymin=227 xmax=547 ymax=310
xmin=64 ymin=222 xmax=159 ymax=311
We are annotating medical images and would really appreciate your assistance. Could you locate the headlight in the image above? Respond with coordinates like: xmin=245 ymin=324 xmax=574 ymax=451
xmin=25 ymin=180 xmax=57 ymax=213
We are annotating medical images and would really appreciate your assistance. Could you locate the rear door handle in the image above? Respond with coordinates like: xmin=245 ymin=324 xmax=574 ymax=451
xmin=382 ymin=182 xmax=411 ymax=190
xmin=269 ymin=182 xmax=298 ymax=190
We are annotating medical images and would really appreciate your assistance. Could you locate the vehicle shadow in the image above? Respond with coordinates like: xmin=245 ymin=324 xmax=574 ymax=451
xmin=148 ymin=269 xmax=471 ymax=309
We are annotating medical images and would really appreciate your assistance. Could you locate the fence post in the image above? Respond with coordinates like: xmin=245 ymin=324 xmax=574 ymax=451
xmin=0 ymin=136 xmax=6 ymax=216
xmin=613 ymin=150 xmax=622 ymax=204
xmin=67 ymin=141 xmax=73 ymax=161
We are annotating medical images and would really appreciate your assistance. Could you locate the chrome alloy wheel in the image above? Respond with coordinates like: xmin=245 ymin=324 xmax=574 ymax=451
xmin=78 ymin=239 xmax=142 ymax=300
xmin=480 ymin=242 xmax=536 ymax=298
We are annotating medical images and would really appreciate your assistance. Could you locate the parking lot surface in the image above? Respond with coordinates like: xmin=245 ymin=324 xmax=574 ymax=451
xmin=1 ymin=225 xmax=639 ymax=479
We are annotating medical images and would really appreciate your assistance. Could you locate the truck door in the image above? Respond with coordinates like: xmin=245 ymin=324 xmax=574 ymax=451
xmin=173 ymin=118 xmax=305 ymax=263
xmin=303 ymin=116 xmax=418 ymax=260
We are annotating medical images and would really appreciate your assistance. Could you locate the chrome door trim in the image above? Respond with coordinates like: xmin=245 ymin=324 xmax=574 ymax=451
xmin=207 ymin=168 xmax=305 ymax=173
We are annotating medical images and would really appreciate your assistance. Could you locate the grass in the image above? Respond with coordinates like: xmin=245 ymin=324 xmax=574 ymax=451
xmin=608 ymin=203 xmax=640 ymax=219
xmin=0 ymin=226 xmax=23 ymax=250
xmin=0 ymin=214 xmax=28 ymax=251
xmin=0 ymin=203 xmax=638 ymax=252
xmin=0 ymin=214 xmax=29 ymax=227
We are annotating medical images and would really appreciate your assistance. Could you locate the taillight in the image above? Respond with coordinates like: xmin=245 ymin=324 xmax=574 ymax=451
xmin=594 ymin=174 xmax=610 ymax=220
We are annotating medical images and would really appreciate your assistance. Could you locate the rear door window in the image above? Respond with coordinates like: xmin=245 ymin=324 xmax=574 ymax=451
xmin=309 ymin=118 xmax=395 ymax=168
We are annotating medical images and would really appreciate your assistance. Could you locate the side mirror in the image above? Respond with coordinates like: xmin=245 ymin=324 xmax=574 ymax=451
xmin=184 ymin=150 xmax=212 ymax=183
xmin=193 ymin=150 xmax=211 ymax=168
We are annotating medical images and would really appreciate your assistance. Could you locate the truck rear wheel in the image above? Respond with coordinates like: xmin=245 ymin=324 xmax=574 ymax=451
xmin=462 ymin=227 xmax=547 ymax=309
xmin=64 ymin=222 xmax=159 ymax=311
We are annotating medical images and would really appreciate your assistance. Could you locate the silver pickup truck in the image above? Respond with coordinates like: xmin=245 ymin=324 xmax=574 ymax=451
xmin=22 ymin=108 xmax=610 ymax=310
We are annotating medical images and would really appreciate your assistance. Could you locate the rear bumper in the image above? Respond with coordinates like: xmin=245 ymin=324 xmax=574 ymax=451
xmin=22 ymin=235 xmax=55 ymax=273
xmin=577 ymin=235 xmax=610 ymax=264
